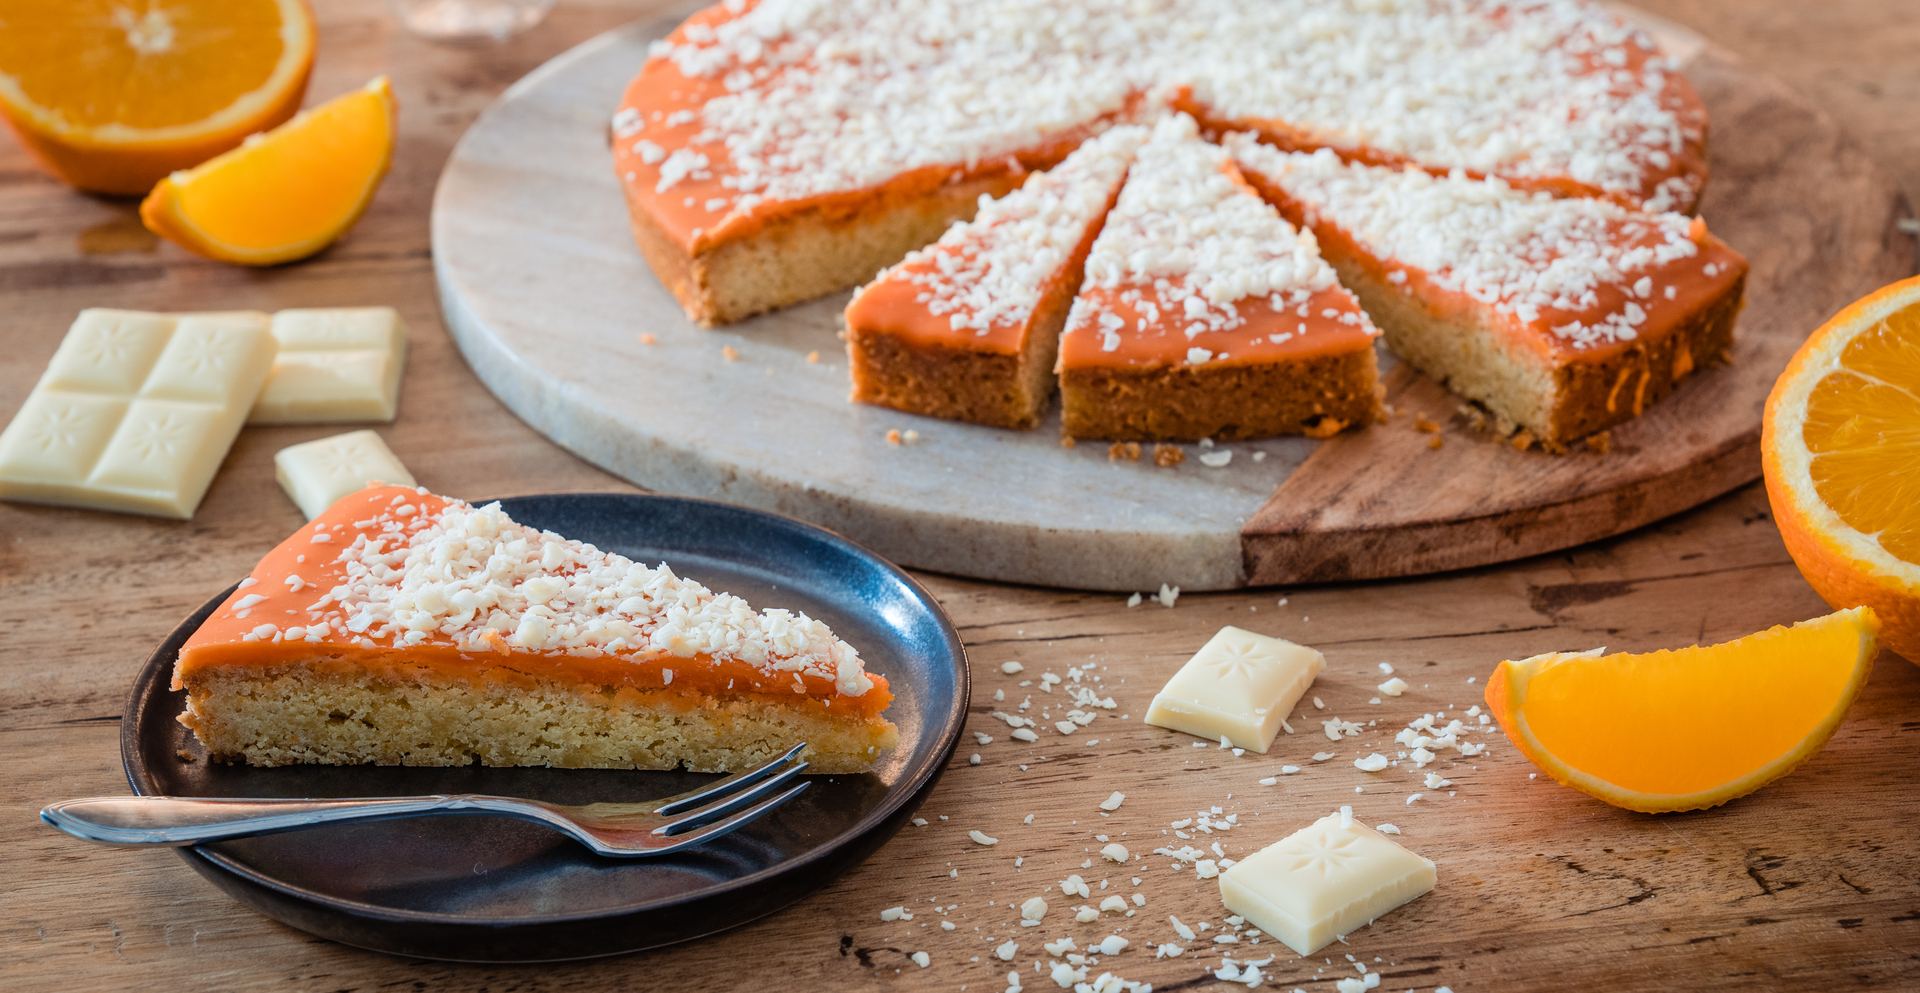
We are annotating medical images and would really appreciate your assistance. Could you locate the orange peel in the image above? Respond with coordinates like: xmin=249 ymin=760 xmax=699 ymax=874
xmin=1485 ymin=608 xmax=1878 ymax=813
xmin=1763 ymin=274 xmax=1920 ymax=663
xmin=140 ymin=76 xmax=396 ymax=266
xmin=0 ymin=0 xmax=315 ymax=195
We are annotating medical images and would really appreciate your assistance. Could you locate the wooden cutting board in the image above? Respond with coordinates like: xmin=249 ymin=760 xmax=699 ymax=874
xmin=431 ymin=10 xmax=1914 ymax=592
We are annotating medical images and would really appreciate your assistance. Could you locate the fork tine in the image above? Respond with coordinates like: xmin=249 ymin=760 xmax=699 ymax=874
xmin=650 ymin=742 xmax=808 ymax=817
xmin=655 ymin=756 xmax=811 ymax=837
xmin=643 ymin=781 xmax=810 ymax=856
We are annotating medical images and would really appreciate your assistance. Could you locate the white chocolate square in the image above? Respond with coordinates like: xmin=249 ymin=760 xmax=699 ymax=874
xmin=274 ymin=430 xmax=416 ymax=519
xmin=1144 ymin=626 xmax=1323 ymax=752
xmin=40 ymin=309 xmax=175 ymax=395
xmin=0 ymin=309 xmax=275 ymax=518
xmin=1219 ymin=807 xmax=1436 ymax=956
xmin=248 ymin=307 xmax=408 ymax=424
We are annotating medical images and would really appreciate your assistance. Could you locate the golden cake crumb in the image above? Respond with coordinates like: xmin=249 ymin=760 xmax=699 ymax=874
xmin=1587 ymin=430 xmax=1612 ymax=454
xmin=1109 ymin=441 xmax=1142 ymax=462
xmin=807 ymin=350 xmax=820 ymax=363
xmin=1153 ymin=444 xmax=1185 ymax=467
xmin=722 ymin=345 xmax=739 ymax=361
xmin=1427 ymin=435 xmax=1443 ymax=450
xmin=1302 ymin=417 xmax=1348 ymax=439
xmin=886 ymin=428 xmax=903 ymax=445
xmin=1061 ymin=435 xmax=1076 ymax=448
xmin=1511 ymin=429 xmax=1535 ymax=452
xmin=1413 ymin=413 xmax=1440 ymax=434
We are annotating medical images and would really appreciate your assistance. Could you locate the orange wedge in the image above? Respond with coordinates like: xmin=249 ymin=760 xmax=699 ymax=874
xmin=1763 ymin=275 xmax=1920 ymax=663
xmin=1484 ymin=607 xmax=1879 ymax=813
xmin=140 ymin=77 xmax=396 ymax=266
xmin=0 ymin=0 xmax=316 ymax=195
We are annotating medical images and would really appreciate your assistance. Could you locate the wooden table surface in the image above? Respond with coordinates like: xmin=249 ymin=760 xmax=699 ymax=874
xmin=3 ymin=2 xmax=1917 ymax=990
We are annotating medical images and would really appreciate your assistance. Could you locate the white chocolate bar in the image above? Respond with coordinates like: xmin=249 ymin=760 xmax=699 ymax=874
xmin=248 ymin=307 xmax=408 ymax=424
xmin=274 ymin=430 xmax=416 ymax=519
xmin=1219 ymin=806 xmax=1436 ymax=956
xmin=1145 ymin=626 xmax=1323 ymax=752
xmin=0 ymin=309 xmax=275 ymax=518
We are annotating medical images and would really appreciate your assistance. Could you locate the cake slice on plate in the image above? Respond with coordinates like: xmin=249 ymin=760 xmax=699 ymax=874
xmin=173 ymin=485 xmax=898 ymax=773
xmin=1228 ymin=139 xmax=1748 ymax=445
xmin=1056 ymin=113 xmax=1383 ymax=442
xmin=844 ymin=124 xmax=1147 ymax=429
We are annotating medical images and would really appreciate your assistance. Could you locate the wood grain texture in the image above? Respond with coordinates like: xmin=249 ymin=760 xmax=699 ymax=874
xmin=2 ymin=1 xmax=1919 ymax=991
xmin=1240 ymin=44 xmax=1918 ymax=585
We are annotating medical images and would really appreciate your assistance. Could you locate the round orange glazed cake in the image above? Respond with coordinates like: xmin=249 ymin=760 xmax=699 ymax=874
xmin=174 ymin=485 xmax=898 ymax=773
xmin=609 ymin=0 xmax=1745 ymax=446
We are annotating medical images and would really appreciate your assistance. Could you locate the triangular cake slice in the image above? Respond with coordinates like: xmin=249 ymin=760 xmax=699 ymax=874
xmin=1057 ymin=113 xmax=1383 ymax=442
xmin=174 ymin=485 xmax=898 ymax=773
xmin=1228 ymin=138 xmax=1748 ymax=445
xmin=844 ymin=124 xmax=1148 ymax=429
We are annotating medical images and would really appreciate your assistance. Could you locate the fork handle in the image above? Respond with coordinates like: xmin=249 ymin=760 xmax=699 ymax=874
xmin=40 ymin=795 xmax=494 ymax=847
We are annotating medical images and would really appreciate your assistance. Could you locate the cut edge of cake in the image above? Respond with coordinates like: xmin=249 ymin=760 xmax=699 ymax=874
xmin=842 ymin=124 xmax=1149 ymax=429
xmin=1229 ymin=137 xmax=1747 ymax=445
xmin=1055 ymin=113 xmax=1384 ymax=443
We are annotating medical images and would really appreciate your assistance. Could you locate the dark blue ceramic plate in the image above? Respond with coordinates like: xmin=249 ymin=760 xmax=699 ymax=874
xmin=122 ymin=493 xmax=969 ymax=962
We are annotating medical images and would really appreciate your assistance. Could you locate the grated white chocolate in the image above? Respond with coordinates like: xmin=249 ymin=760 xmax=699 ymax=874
xmin=285 ymin=494 xmax=876 ymax=697
xmin=627 ymin=0 xmax=1698 ymax=228
xmin=1063 ymin=114 xmax=1343 ymax=364
xmin=1172 ymin=0 xmax=1700 ymax=209
xmin=1229 ymin=138 xmax=1703 ymax=350
xmin=857 ymin=124 xmax=1146 ymax=335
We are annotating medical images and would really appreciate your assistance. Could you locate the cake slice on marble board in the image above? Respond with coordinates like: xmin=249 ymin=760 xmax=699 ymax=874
xmin=1055 ymin=113 xmax=1383 ymax=443
xmin=1228 ymin=138 xmax=1748 ymax=446
xmin=843 ymin=124 xmax=1148 ymax=429
xmin=173 ymin=485 xmax=899 ymax=773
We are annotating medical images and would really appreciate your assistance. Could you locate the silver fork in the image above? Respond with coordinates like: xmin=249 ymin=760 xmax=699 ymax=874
xmin=40 ymin=743 xmax=810 ymax=858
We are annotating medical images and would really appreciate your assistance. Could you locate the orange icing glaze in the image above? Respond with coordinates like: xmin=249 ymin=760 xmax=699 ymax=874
xmin=1301 ymin=208 xmax=1747 ymax=366
xmin=843 ymin=180 xmax=1115 ymax=355
xmin=1172 ymin=27 xmax=1710 ymax=213
xmin=845 ymin=252 xmax=1031 ymax=356
xmin=612 ymin=2 xmax=1132 ymax=257
xmin=1058 ymin=284 xmax=1377 ymax=371
xmin=174 ymin=486 xmax=893 ymax=720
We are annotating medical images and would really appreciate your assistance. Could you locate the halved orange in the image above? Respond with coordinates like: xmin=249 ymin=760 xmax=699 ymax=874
xmin=1764 ymin=275 xmax=1920 ymax=663
xmin=0 ymin=0 xmax=316 ymax=195
xmin=1484 ymin=607 xmax=1879 ymax=813
xmin=140 ymin=76 xmax=396 ymax=266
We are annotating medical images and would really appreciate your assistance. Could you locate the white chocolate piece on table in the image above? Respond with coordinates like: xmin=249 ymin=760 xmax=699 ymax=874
xmin=1219 ymin=807 xmax=1436 ymax=956
xmin=1144 ymin=625 xmax=1323 ymax=752
xmin=248 ymin=307 xmax=409 ymax=424
xmin=274 ymin=430 xmax=417 ymax=519
xmin=0 ymin=309 xmax=275 ymax=519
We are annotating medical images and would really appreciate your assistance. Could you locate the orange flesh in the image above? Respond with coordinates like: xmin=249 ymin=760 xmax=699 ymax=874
xmin=174 ymin=486 xmax=893 ymax=720
xmin=165 ymin=83 xmax=392 ymax=249
xmin=0 ymin=0 xmax=289 ymax=131
xmin=1513 ymin=619 xmax=1866 ymax=795
xmin=1802 ymin=300 xmax=1920 ymax=564
xmin=1058 ymin=284 xmax=1375 ymax=371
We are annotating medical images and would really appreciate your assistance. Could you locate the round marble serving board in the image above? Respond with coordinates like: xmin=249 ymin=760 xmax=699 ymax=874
xmin=431 ymin=6 xmax=1915 ymax=592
